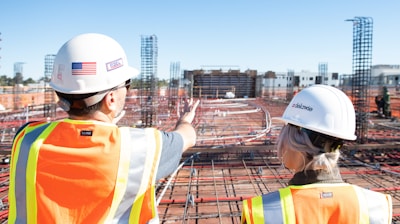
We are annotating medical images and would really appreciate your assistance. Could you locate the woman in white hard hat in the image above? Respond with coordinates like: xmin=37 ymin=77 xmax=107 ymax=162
xmin=241 ymin=85 xmax=392 ymax=224
xmin=8 ymin=33 xmax=199 ymax=224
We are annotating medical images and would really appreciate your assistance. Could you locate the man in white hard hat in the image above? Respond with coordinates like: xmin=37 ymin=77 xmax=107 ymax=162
xmin=8 ymin=33 xmax=199 ymax=223
xmin=241 ymin=85 xmax=392 ymax=224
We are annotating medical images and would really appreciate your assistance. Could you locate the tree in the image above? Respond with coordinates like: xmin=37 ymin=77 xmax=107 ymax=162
xmin=130 ymin=78 xmax=141 ymax=89
xmin=0 ymin=75 xmax=37 ymax=86
xmin=38 ymin=76 xmax=51 ymax=83
xmin=157 ymin=79 xmax=169 ymax=87
xmin=23 ymin=78 xmax=36 ymax=85
xmin=0 ymin=75 xmax=8 ymax=86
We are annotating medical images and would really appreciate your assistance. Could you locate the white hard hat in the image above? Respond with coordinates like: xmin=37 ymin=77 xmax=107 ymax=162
xmin=50 ymin=33 xmax=139 ymax=94
xmin=275 ymin=85 xmax=356 ymax=140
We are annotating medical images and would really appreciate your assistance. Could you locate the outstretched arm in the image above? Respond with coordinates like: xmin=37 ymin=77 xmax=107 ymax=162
xmin=174 ymin=100 xmax=200 ymax=151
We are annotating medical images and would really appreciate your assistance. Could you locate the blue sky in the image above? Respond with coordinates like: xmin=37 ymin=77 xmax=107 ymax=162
xmin=0 ymin=1 xmax=399 ymax=81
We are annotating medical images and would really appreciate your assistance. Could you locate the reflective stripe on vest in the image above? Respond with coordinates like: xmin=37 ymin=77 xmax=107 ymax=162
xmin=110 ymin=127 xmax=162 ymax=223
xmin=9 ymin=121 xmax=50 ymax=223
xmin=8 ymin=119 xmax=162 ymax=224
xmin=358 ymin=186 xmax=393 ymax=224
xmin=241 ymin=191 xmax=283 ymax=224
xmin=241 ymin=183 xmax=392 ymax=224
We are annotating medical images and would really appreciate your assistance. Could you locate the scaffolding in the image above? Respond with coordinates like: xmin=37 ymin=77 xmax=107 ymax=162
xmin=13 ymin=62 xmax=25 ymax=110
xmin=346 ymin=17 xmax=373 ymax=143
xmin=140 ymin=35 xmax=158 ymax=127
xmin=169 ymin=62 xmax=181 ymax=111
xmin=286 ymin=70 xmax=294 ymax=101
xmin=318 ymin=62 xmax=328 ymax=85
xmin=44 ymin=54 xmax=56 ymax=118
xmin=264 ymin=71 xmax=276 ymax=99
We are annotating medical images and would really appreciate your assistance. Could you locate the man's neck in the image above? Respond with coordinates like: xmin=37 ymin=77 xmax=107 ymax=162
xmin=69 ymin=111 xmax=114 ymax=123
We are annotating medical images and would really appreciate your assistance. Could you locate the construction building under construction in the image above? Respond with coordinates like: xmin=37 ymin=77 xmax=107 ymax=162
xmin=184 ymin=69 xmax=260 ymax=99
xmin=0 ymin=17 xmax=399 ymax=223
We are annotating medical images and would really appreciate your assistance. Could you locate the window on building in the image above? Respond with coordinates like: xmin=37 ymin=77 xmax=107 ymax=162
xmin=332 ymin=73 xmax=339 ymax=80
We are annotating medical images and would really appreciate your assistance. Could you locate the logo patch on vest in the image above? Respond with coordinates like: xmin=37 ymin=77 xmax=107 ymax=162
xmin=320 ymin=192 xmax=333 ymax=198
xmin=80 ymin=130 xmax=93 ymax=136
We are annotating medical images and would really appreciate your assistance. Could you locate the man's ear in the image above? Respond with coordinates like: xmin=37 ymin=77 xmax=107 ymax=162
xmin=103 ymin=91 xmax=117 ymax=112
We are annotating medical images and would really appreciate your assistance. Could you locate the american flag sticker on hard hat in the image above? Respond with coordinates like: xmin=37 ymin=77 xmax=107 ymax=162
xmin=71 ymin=62 xmax=97 ymax=75
xmin=106 ymin=58 xmax=123 ymax=71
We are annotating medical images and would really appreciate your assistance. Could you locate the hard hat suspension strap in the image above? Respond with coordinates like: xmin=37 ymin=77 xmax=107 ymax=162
xmin=300 ymin=127 xmax=344 ymax=153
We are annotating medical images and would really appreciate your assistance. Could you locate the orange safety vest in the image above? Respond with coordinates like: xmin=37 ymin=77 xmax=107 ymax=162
xmin=8 ymin=119 xmax=163 ymax=223
xmin=241 ymin=183 xmax=392 ymax=224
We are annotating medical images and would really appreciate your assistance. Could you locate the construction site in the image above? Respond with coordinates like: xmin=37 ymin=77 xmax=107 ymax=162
xmin=0 ymin=17 xmax=399 ymax=223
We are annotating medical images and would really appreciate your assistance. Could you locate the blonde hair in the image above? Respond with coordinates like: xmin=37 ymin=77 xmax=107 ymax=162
xmin=276 ymin=124 xmax=340 ymax=175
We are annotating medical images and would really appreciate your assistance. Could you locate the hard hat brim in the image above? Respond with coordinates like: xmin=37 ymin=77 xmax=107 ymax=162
xmin=272 ymin=116 xmax=357 ymax=141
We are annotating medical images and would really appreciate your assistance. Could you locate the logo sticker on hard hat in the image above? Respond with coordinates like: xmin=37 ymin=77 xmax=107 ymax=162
xmin=106 ymin=58 xmax=123 ymax=72
xmin=71 ymin=62 xmax=97 ymax=75
xmin=291 ymin=103 xmax=313 ymax=111
xmin=57 ymin=64 xmax=65 ymax=80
